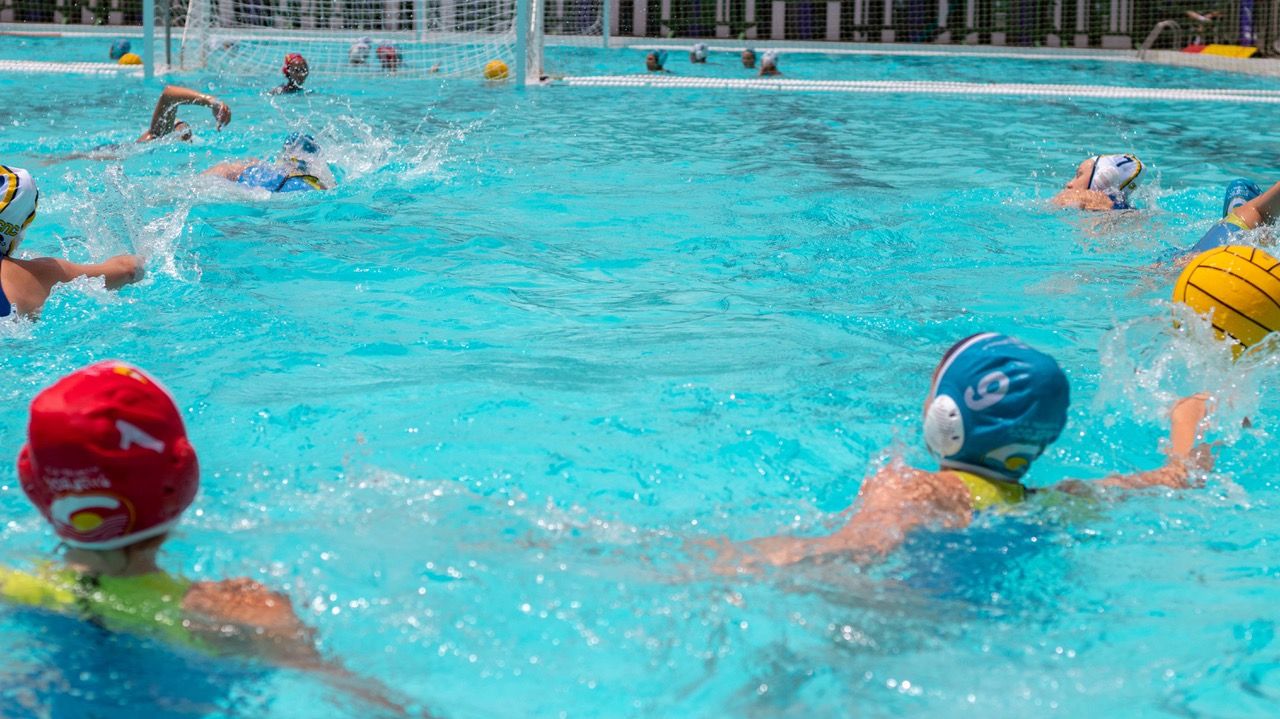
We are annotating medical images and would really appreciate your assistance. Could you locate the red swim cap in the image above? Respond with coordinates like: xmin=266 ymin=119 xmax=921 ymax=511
xmin=376 ymin=45 xmax=401 ymax=67
xmin=283 ymin=52 xmax=308 ymax=75
xmin=18 ymin=362 xmax=199 ymax=550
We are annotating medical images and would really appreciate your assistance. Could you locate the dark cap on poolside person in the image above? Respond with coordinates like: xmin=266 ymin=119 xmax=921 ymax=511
xmin=18 ymin=362 xmax=199 ymax=550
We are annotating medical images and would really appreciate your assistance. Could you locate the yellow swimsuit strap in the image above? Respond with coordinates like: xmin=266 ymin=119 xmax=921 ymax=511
xmin=1224 ymin=212 xmax=1251 ymax=231
xmin=949 ymin=470 xmax=1026 ymax=511
xmin=0 ymin=565 xmax=202 ymax=650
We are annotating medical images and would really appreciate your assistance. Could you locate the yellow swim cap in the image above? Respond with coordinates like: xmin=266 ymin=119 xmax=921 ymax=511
xmin=1173 ymin=245 xmax=1280 ymax=354
xmin=484 ymin=59 xmax=509 ymax=80
xmin=118 ymin=53 xmax=142 ymax=65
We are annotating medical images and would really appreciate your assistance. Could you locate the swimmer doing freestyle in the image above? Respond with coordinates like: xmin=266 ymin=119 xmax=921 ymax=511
xmin=45 ymin=85 xmax=233 ymax=164
xmin=1178 ymin=178 xmax=1280 ymax=259
xmin=1053 ymin=153 xmax=1144 ymax=211
xmin=1 ymin=362 xmax=426 ymax=716
xmin=0 ymin=166 xmax=142 ymax=319
xmin=204 ymin=133 xmax=333 ymax=193
xmin=138 ymin=85 xmax=232 ymax=143
xmin=718 ymin=333 xmax=1212 ymax=569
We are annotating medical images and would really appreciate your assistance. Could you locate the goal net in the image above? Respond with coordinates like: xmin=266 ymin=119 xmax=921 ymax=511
xmin=179 ymin=0 xmax=543 ymax=81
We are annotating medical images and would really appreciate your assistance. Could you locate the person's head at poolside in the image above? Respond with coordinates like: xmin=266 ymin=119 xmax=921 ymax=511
xmin=18 ymin=362 xmax=198 ymax=572
xmin=349 ymin=37 xmax=372 ymax=65
xmin=1064 ymin=154 xmax=1144 ymax=209
xmin=742 ymin=48 xmax=756 ymax=68
xmin=922 ymin=333 xmax=1070 ymax=484
xmin=377 ymin=44 xmax=402 ymax=71
xmin=282 ymin=52 xmax=310 ymax=87
xmin=0 ymin=165 xmax=39 ymax=258
xmin=760 ymin=51 xmax=780 ymax=75
xmin=690 ymin=43 xmax=709 ymax=63
xmin=645 ymin=51 xmax=667 ymax=72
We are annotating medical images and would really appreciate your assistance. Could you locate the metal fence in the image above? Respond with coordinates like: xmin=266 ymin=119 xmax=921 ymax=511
xmin=3 ymin=0 xmax=1277 ymax=55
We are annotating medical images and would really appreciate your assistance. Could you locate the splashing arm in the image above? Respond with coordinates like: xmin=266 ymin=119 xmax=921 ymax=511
xmin=2 ymin=254 xmax=143 ymax=316
xmin=141 ymin=85 xmax=231 ymax=141
xmin=1059 ymin=394 xmax=1214 ymax=493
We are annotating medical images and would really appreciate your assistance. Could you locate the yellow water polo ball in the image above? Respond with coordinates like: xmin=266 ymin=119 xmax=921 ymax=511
xmin=1173 ymin=245 xmax=1280 ymax=352
xmin=118 ymin=52 xmax=142 ymax=65
xmin=484 ymin=59 xmax=509 ymax=80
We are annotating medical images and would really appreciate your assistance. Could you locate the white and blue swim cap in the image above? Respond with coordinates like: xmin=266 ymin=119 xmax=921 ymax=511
xmin=349 ymin=36 xmax=372 ymax=64
xmin=284 ymin=132 xmax=321 ymax=157
xmin=692 ymin=43 xmax=709 ymax=61
xmin=1087 ymin=153 xmax=1143 ymax=207
xmin=923 ymin=333 xmax=1070 ymax=482
xmin=761 ymin=50 xmax=779 ymax=67
xmin=0 ymin=166 xmax=38 ymax=257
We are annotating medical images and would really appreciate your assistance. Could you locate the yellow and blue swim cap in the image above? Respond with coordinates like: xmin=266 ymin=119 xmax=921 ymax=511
xmin=923 ymin=333 xmax=1070 ymax=482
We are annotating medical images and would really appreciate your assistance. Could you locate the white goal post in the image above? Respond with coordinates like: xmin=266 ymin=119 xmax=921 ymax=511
xmin=163 ymin=0 xmax=544 ymax=83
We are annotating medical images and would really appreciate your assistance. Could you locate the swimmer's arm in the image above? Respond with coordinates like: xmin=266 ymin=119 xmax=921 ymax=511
xmin=1232 ymin=180 xmax=1280 ymax=230
xmin=717 ymin=467 xmax=971 ymax=571
xmin=183 ymin=580 xmax=425 ymax=716
xmin=142 ymin=85 xmax=231 ymax=140
xmin=1051 ymin=188 xmax=1116 ymax=211
xmin=36 ymin=255 xmax=144 ymax=290
xmin=204 ymin=161 xmax=254 ymax=181
xmin=4 ymin=255 xmax=144 ymax=316
xmin=1055 ymin=394 xmax=1213 ymax=494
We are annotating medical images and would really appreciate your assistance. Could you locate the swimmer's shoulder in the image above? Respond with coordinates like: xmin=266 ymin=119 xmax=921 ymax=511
xmin=860 ymin=465 xmax=971 ymax=516
xmin=182 ymin=577 xmax=301 ymax=627
xmin=181 ymin=577 xmax=318 ymax=661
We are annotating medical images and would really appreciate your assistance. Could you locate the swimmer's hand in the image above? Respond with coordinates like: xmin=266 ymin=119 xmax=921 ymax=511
xmin=209 ymin=99 xmax=231 ymax=130
xmin=105 ymin=254 xmax=145 ymax=288
xmin=1168 ymin=393 xmax=1212 ymax=460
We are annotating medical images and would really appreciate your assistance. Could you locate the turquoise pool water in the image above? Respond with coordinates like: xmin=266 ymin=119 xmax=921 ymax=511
xmin=1 ymin=40 xmax=1279 ymax=717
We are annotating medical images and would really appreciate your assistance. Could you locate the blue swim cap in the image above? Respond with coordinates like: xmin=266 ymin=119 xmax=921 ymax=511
xmin=109 ymin=39 xmax=131 ymax=60
xmin=923 ymin=333 xmax=1070 ymax=482
xmin=283 ymin=132 xmax=320 ymax=156
xmin=1222 ymin=178 xmax=1261 ymax=219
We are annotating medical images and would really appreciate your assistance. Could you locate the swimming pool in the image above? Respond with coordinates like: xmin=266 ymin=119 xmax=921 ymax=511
xmin=1 ymin=38 xmax=1279 ymax=717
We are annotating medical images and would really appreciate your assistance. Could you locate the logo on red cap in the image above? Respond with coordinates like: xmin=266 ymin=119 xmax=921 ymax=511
xmin=283 ymin=52 xmax=308 ymax=76
xmin=18 ymin=362 xmax=199 ymax=550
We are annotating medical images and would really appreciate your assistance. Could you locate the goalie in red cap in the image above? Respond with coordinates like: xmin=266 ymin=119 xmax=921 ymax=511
xmin=3 ymin=362 xmax=415 ymax=714
xmin=270 ymin=52 xmax=310 ymax=95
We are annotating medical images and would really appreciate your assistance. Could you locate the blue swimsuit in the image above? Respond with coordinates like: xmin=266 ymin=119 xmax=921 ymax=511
xmin=235 ymin=164 xmax=323 ymax=193
xmin=0 ymin=258 xmax=10 ymax=318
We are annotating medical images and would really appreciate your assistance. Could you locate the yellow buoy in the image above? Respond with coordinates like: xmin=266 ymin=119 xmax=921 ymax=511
xmin=484 ymin=59 xmax=509 ymax=80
